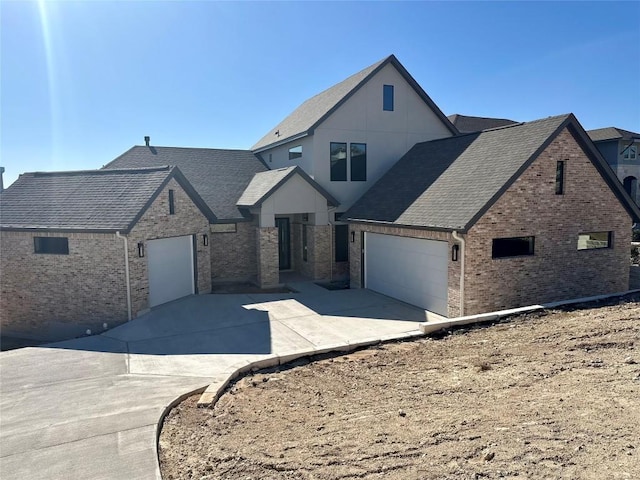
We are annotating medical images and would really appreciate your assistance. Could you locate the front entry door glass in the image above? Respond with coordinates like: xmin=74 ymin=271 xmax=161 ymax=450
xmin=275 ymin=218 xmax=291 ymax=270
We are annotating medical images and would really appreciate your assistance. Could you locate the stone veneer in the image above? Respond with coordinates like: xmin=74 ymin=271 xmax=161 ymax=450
xmin=0 ymin=178 xmax=211 ymax=340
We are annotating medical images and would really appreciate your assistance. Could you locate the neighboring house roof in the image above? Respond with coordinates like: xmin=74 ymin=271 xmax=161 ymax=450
xmin=0 ymin=166 xmax=215 ymax=232
xmin=237 ymin=165 xmax=338 ymax=208
xmin=346 ymin=114 xmax=640 ymax=230
xmin=447 ymin=114 xmax=518 ymax=133
xmin=103 ymin=146 xmax=268 ymax=221
xmin=587 ymin=127 xmax=640 ymax=143
xmin=252 ymin=55 xmax=458 ymax=152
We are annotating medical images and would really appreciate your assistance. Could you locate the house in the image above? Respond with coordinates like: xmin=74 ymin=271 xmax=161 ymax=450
xmin=345 ymin=114 xmax=640 ymax=317
xmin=0 ymin=166 xmax=214 ymax=338
xmin=447 ymin=114 xmax=518 ymax=133
xmin=587 ymin=127 xmax=640 ymax=205
xmin=1 ymin=54 xmax=638 ymax=340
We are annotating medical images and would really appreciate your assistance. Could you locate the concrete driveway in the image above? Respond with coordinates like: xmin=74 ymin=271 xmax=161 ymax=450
xmin=0 ymin=282 xmax=426 ymax=479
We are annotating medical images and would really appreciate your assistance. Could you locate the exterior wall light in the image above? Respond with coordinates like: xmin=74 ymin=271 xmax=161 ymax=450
xmin=137 ymin=242 xmax=145 ymax=258
xmin=203 ymin=234 xmax=209 ymax=246
xmin=350 ymin=231 xmax=356 ymax=243
xmin=452 ymin=244 xmax=459 ymax=262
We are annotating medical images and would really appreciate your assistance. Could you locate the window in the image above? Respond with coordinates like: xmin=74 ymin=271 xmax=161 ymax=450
xmin=268 ymin=153 xmax=272 ymax=163
xmin=623 ymin=145 xmax=637 ymax=160
xmin=168 ymin=189 xmax=175 ymax=214
xmin=555 ymin=160 xmax=565 ymax=195
xmin=350 ymin=143 xmax=367 ymax=181
xmin=289 ymin=145 xmax=302 ymax=160
xmin=335 ymin=225 xmax=349 ymax=262
xmin=383 ymin=84 xmax=394 ymax=111
xmin=330 ymin=142 xmax=347 ymax=181
xmin=492 ymin=236 xmax=535 ymax=258
xmin=34 ymin=237 xmax=69 ymax=255
xmin=577 ymin=231 xmax=612 ymax=250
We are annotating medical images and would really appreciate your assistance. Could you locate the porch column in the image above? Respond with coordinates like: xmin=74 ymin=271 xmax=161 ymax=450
xmin=307 ymin=224 xmax=331 ymax=280
xmin=256 ymin=227 xmax=279 ymax=288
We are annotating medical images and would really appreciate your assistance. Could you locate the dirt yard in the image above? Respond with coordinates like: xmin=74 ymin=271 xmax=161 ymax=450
xmin=159 ymin=295 xmax=640 ymax=480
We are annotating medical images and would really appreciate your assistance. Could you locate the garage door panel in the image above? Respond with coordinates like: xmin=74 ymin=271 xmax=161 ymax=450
xmin=147 ymin=236 xmax=195 ymax=308
xmin=365 ymin=233 xmax=448 ymax=316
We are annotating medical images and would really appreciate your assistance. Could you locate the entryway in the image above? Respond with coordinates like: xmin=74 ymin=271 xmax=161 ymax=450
xmin=276 ymin=217 xmax=291 ymax=270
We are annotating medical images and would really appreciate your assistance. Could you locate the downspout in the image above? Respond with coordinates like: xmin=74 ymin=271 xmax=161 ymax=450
xmin=116 ymin=231 xmax=132 ymax=321
xmin=452 ymin=231 xmax=465 ymax=317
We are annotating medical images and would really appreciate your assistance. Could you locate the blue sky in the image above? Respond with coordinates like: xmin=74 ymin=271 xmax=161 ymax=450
xmin=1 ymin=1 xmax=639 ymax=187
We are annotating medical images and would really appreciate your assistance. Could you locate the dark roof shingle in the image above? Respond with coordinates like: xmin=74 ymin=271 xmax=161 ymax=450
xmin=346 ymin=115 xmax=573 ymax=230
xmin=447 ymin=114 xmax=518 ymax=133
xmin=0 ymin=166 xmax=188 ymax=231
xmin=587 ymin=127 xmax=640 ymax=142
xmin=104 ymin=146 xmax=268 ymax=221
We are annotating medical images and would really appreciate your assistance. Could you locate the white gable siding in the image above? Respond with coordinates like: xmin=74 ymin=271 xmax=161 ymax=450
xmin=259 ymin=174 xmax=328 ymax=216
xmin=258 ymin=136 xmax=314 ymax=175
xmin=312 ymin=63 xmax=453 ymax=210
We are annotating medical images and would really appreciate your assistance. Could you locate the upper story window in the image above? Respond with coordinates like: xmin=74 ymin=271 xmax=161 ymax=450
xmin=289 ymin=145 xmax=302 ymax=160
xmin=555 ymin=160 xmax=565 ymax=195
xmin=492 ymin=236 xmax=535 ymax=258
xmin=330 ymin=142 xmax=347 ymax=181
xmin=383 ymin=85 xmax=394 ymax=111
xmin=168 ymin=189 xmax=175 ymax=214
xmin=623 ymin=145 xmax=637 ymax=160
xmin=34 ymin=237 xmax=69 ymax=255
xmin=577 ymin=231 xmax=612 ymax=250
xmin=350 ymin=143 xmax=367 ymax=181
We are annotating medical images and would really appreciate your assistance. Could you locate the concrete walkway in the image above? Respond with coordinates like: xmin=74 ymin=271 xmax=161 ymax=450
xmin=0 ymin=282 xmax=426 ymax=479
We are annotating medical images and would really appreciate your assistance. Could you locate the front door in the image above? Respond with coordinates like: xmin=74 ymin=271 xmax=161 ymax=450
xmin=275 ymin=217 xmax=291 ymax=270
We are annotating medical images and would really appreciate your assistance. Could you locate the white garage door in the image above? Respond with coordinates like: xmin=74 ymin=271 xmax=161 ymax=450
xmin=365 ymin=233 xmax=448 ymax=316
xmin=147 ymin=235 xmax=195 ymax=308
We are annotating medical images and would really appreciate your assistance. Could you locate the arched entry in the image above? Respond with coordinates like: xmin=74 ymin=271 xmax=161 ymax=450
xmin=623 ymin=176 xmax=638 ymax=197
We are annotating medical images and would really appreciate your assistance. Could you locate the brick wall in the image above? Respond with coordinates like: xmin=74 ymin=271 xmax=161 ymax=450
xmin=465 ymin=127 xmax=632 ymax=314
xmin=0 ymin=231 xmax=128 ymax=339
xmin=257 ymin=227 xmax=279 ymax=287
xmin=210 ymin=220 xmax=257 ymax=283
xmin=348 ymin=224 xmax=461 ymax=317
xmin=0 ymin=178 xmax=212 ymax=339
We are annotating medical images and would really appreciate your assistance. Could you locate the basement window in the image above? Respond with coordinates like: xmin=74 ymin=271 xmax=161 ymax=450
xmin=289 ymin=145 xmax=302 ymax=160
xmin=577 ymin=231 xmax=612 ymax=250
xmin=34 ymin=237 xmax=69 ymax=255
xmin=492 ymin=236 xmax=535 ymax=258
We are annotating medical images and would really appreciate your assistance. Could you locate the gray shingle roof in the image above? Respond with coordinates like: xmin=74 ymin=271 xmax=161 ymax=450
xmin=237 ymin=166 xmax=338 ymax=208
xmin=0 ymin=166 xmax=209 ymax=231
xmin=104 ymin=146 xmax=268 ymax=221
xmin=587 ymin=127 xmax=640 ymax=142
xmin=346 ymin=115 xmax=575 ymax=230
xmin=252 ymin=55 xmax=457 ymax=152
xmin=447 ymin=114 xmax=518 ymax=133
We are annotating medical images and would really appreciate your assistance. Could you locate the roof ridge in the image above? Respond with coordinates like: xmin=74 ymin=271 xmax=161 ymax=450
xmin=29 ymin=166 xmax=171 ymax=177
xmin=132 ymin=145 xmax=255 ymax=153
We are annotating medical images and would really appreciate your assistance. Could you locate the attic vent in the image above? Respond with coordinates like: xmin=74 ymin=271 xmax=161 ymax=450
xmin=144 ymin=136 xmax=150 ymax=147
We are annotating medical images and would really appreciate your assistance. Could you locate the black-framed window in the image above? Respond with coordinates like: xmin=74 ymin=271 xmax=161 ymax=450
xmin=334 ymin=225 xmax=349 ymax=262
xmin=169 ymin=189 xmax=175 ymax=214
xmin=289 ymin=145 xmax=302 ymax=160
xmin=34 ymin=237 xmax=69 ymax=255
xmin=555 ymin=160 xmax=565 ymax=195
xmin=623 ymin=145 xmax=637 ymax=160
xmin=492 ymin=236 xmax=535 ymax=258
xmin=330 ymin=142 xmax=347 ymax=181
xmin=383 ymin=84 xmax=394 ymax=111
xmin=350 ymin=143 xmax=367 ymax=181
xmin=577 ymin=231 xmax=612 ymax=250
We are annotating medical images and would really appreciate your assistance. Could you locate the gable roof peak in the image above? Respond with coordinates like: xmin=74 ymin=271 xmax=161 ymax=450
xmin=252 ymin=54 xmax=457 ymax=152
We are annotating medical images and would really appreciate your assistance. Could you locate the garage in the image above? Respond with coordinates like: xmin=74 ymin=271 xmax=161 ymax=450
xmin=364 ymin=233 xmax=448 ymax=316
xmin=147 ymin=235 xmax=195 ymax=307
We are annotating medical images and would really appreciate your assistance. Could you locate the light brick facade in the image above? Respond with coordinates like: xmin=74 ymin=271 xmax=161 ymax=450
xmin=464 ymin=128 xmax=630 ymax=314
xmin=348 ymin=127 xmax=632 ymax=317
xmin=210 ymin=220 xmax=257 ymax=283
xmin=0 ymin=179 xmax=211 ymax=340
